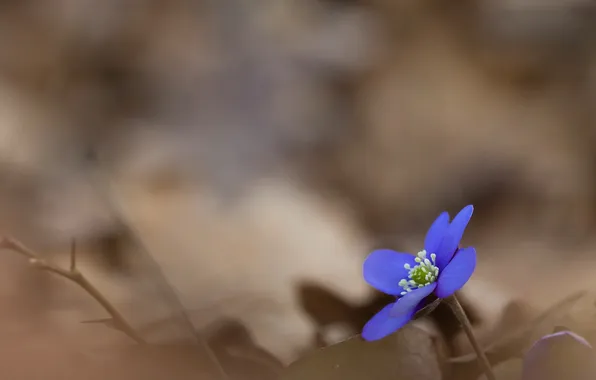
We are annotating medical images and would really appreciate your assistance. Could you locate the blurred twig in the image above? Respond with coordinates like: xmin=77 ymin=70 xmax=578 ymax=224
xmin=0 ymin=236 xmax=146 ymax=344
xmin=90 ymin=165 xmax=231 ymax=380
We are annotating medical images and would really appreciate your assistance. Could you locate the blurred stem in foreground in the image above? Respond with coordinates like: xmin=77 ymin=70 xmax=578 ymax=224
xmin=0 ymin=236 xmax=146 ymax=344
xmin=444 ymin=294 xmax=496 ymax=380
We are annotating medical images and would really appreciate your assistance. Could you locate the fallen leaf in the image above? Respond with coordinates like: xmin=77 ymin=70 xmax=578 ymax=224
xmin=281 ymin=325 xmax=443 ymax=380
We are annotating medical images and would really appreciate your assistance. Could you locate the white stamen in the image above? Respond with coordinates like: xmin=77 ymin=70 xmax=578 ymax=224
xmin=397 ymin=250 xmax=440 ymax=294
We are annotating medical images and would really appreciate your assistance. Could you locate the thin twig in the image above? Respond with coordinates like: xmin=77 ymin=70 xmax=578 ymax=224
xmin=89 ymin=163 xmax=230 ymax=380
xmin=445 ymin=294 xmax=497 ymax=380
xmin=0 ymin=236 xmax=146 ymax=344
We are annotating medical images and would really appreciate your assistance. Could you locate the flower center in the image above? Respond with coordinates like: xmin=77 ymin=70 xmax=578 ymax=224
xmin=398 ymin=250 xmax=439 ymax=296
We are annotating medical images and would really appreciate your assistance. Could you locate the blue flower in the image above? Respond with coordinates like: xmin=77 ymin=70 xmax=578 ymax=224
xmin=523 ymin=330 xmax=596 ymax=380
xmin=361 ymin=205 xmax=476 ymax=341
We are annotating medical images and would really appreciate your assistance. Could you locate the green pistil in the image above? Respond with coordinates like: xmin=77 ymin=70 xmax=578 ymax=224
xmin=398 ymin=250 xmax=439 ymax=296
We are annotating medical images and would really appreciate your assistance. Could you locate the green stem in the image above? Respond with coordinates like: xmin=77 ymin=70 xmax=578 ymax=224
xmin=444 ymin=294 xmax=496 ymax=380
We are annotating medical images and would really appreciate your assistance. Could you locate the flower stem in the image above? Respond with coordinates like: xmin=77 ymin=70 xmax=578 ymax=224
xmin=444 ymin=294 xmax=496 ymax=380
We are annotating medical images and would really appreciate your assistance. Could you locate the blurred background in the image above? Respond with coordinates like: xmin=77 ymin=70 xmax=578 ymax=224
xmin=0 ymin=0 xmax=595 ymax=378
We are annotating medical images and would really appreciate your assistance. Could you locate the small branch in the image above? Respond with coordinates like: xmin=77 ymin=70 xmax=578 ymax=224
xmin=444 ymin=294 xmax=496 ymax=380
xmin=91 ymin=165 xmax=230 ymax=380
xmin=0 ymin=236 xmax=146 ymax=344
